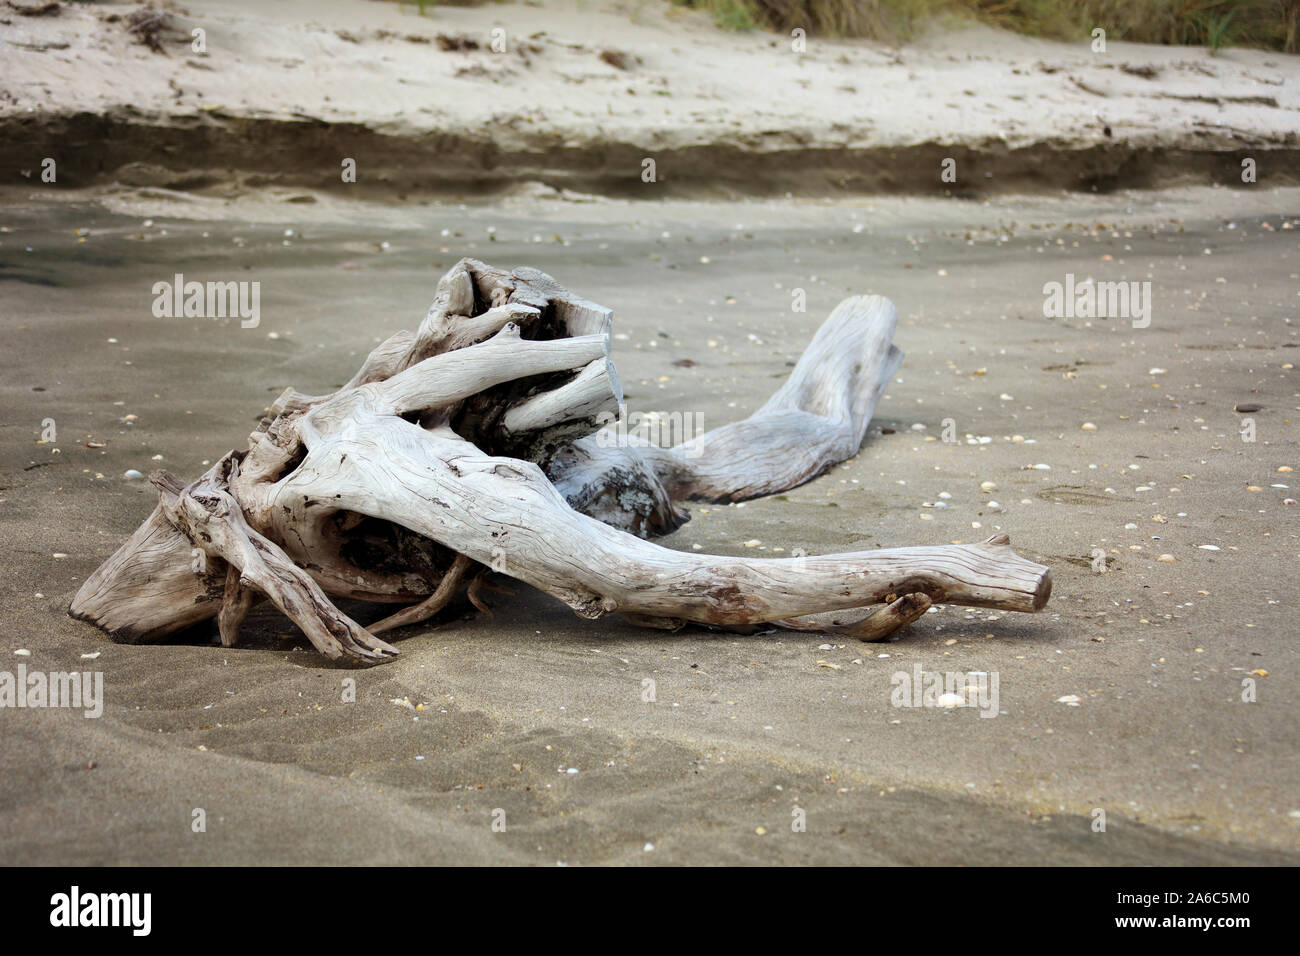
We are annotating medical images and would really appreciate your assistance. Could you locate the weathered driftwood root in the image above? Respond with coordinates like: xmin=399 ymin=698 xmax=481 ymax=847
xmin=776 ymin=592 xmax=934 ymax=643
xmin=153 ymin=459 xmax=398 ymax=665
xmin=367 ymin=553 xmax=474 ymax=636
xmin=70 ymin=259 xmax=1051 ymax=665
xmin=549 ymin=293 xmax=904 ymax=527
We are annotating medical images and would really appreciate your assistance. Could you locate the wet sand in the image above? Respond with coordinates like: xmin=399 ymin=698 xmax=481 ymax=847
xmin=1 ymin=184 xmax=1298 ymax=864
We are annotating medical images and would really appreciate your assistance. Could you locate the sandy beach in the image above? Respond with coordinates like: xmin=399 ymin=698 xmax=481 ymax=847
xmin=2 ymin=182 xmax=1298 ymax=864
xmin=2 ymin=0 xmax=1299 ymax=196
xmin=1 ymin=0 xmax=1298 ymax=867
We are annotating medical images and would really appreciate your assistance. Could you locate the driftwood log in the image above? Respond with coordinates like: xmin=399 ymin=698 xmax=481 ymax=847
xmin=70 ymin=259 xmax=1051 ymax=666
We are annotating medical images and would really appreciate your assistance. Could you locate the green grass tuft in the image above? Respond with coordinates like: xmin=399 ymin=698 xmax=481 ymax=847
xmin=671 ymin=0 xmax=760 ymax=30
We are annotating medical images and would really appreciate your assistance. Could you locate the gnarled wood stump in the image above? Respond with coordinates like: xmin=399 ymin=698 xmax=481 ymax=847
xmin=70 ymin=259 xmax=1050 ymax=665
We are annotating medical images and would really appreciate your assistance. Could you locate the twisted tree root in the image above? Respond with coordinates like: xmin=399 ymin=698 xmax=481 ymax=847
xmin=70 ymin=260 xmax=1050 ymax=664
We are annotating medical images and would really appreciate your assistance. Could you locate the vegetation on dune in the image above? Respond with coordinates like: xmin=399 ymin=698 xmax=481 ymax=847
xmin=381 ymin=0 xmax=1297 ymax=52
xmin=668 ymin=0 xmax=1300 ymax=51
